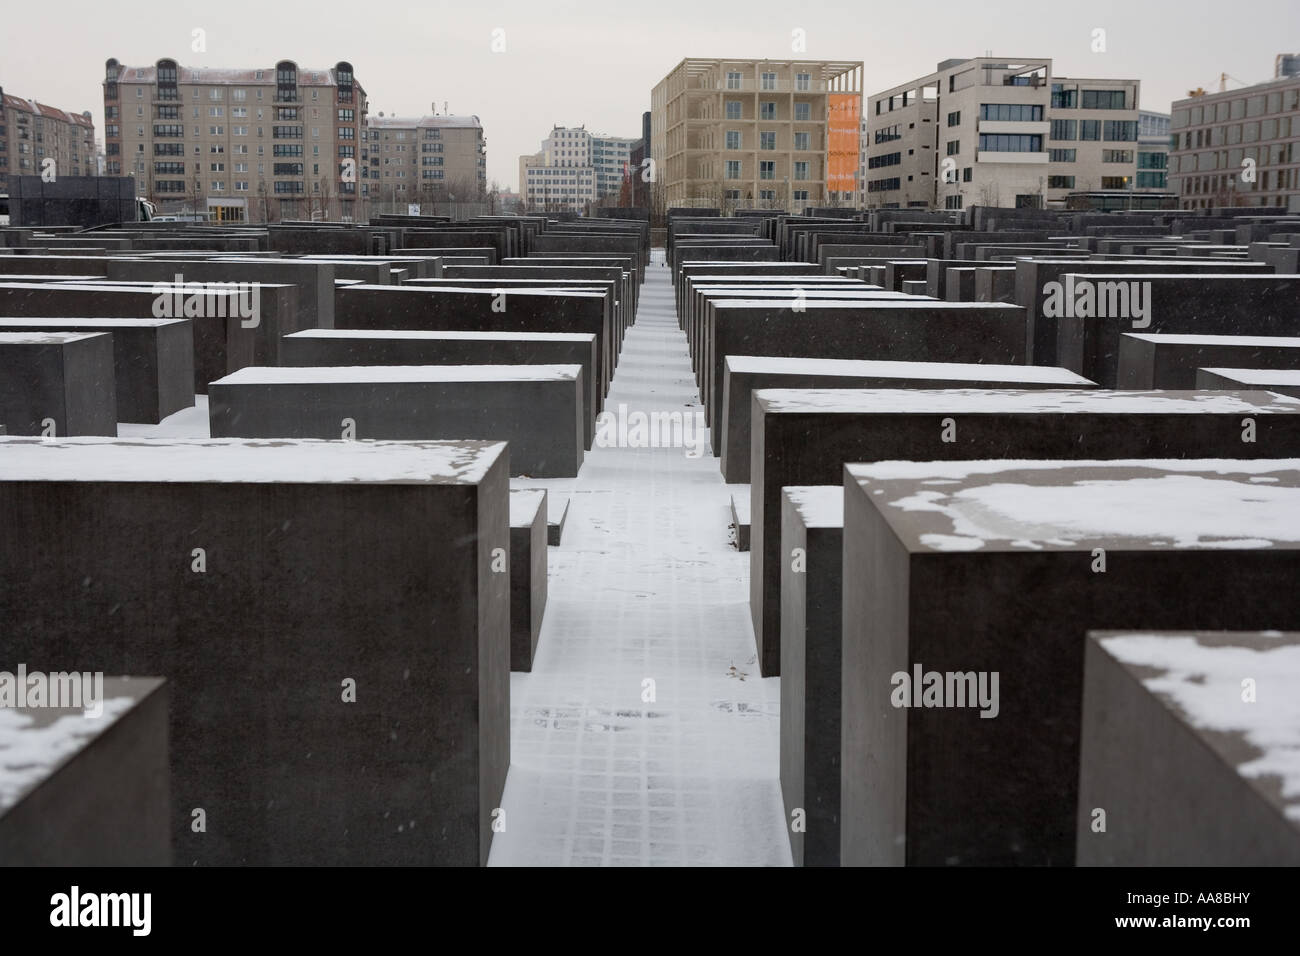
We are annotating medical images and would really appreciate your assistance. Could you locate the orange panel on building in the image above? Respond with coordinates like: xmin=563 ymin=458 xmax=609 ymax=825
xmin=827 ymin=93 xmax=861 ymax=192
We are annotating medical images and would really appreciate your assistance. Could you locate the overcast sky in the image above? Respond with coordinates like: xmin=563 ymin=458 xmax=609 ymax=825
xmin=5 ymin=0 xmax=1297 ymax=190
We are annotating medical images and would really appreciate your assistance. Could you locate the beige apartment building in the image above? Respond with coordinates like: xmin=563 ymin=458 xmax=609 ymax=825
xmin=866 ymin=57 xmax=1140 ymax=210
xmin=651 ymin=58 xmax=865 ymax=209
xmin=1169 ymin=60 xmax=1300 ymax=211
xmin=103 ymin=57 xmax=366 ymax=222
xmin=365 ymin=113 xmax=487 ymax=210
xmin=1 ymin=86 xmax=97 ymax=187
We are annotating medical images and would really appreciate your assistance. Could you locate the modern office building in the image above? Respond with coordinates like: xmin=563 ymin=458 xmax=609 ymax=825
xmin=1137 ymin=110 xmax=1171 ymax=191
xmin=519 ymin=126 xmax=601 ymax=211
xmin=365 ymin=113 xmax=486 ymax=208
xmin=1169 ymin=60 xmax=1300 ymax=211
xmin=0 ymin=86 xmax=98 ymax=187
xmin=650 ymin=58 xmax=865 ymax=209
xmin=865 ymin=57 xmax=1140 ymax=210
xmin=102 ymin=57 xmax=366 ymax=222
xmin=591 ymin=134 xmax=637 ymax=200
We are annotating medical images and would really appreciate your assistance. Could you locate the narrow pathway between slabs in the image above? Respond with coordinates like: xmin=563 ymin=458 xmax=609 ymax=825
xmin=489 ymin=249 xmax=790 ymax=866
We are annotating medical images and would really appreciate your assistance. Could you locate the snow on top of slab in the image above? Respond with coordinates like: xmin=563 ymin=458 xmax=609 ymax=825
xmin=726 ymin=483 xmax=750 ymax=518
xmin=1125 ymin=333 xmax=1300 ymax=347
xmin=689 ymin=275 xmax=863 ymax=283
xmin=509 ymin=488 xmax=546 ymax=526
xmin=711 ymin=295 xmax=921 ymax=306
xmin=1063 ymin=273 xmax=1286 ymax=281
xmin=0 ymin=437 xmax=505 ymax=484
xmin=1203 ymin=368 xmax=1300 ymax=385
xmin=287 ymin=329 xmax=594 ymax=343
xmin=0 ymin=696 xmax=137 ymax=812
xmin=213 ymin=364 xmax=581 ymax=385
xmin=1097 ymin=632 xmax=1300 ymax=820
xmin=756 ymin=387 xmax=1300 ymax=414
xmin=0 ymin=318 xmax=184 ymax=328
xmin=347 ymin=284 xmax=604 ymax=298
xmin=701 ymin=289 xmax=910 ymax=298
xmin=845 ymin=460 xmax=1300 ymax=551
xmin=0 ymin=331 xmax=107 ymax=345
xmin=728 ymin=356 xmax=1089 ymax=384
xmin=784 ymin=486 xmax=843 ymax=528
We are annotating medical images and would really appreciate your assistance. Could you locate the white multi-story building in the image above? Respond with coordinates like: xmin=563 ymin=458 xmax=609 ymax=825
xmin=519 ymin=125 xmax=634 ymax=211
xmin=865 ymin=57 xmax=1141 ymax=211
xmin=1137 ymin=110 xmax=1171 ymax=192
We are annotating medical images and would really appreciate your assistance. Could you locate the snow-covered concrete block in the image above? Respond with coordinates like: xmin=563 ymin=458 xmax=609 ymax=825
xmin=283 ymin=330 xmax=601 ymax=449
xmin=1077 ymin=630 xmax=1300 ymax=865
xmin=753 ymin=388 xmax=1300 ymax=679
xmin=0 ymin=331 xmax=117 ymax=435
xmin=705 ymin=300 xmax=1030 ymax=441
xmin=0 ymin=676 xmax=169 ymax=866
xmin=720 ymin=356 xmax=1094 ymax=482
xmin=208 ymin=365 xmax=584 ymax=478
xmin=0 ymin=437 xmax=510 ymax=866
xmin=1119 ymin=333 xmax=1300 ymax=390
xmin=1197 ymin=367 xmax=1300 ymax=400
xmin=1055 ymin=274 xmax=1300 ymax=387
xmin=779 ymin=486 xmax=843 ymax=867
xmin=841 ymin=459 xmax=1300 ymax=867
xmin=0 ymin=318 xmax=193 ymax=424
xmin=335 ymin=285 xmax=615 ymax=397
xmin=509 ymin=489 xmax=547 ymax=672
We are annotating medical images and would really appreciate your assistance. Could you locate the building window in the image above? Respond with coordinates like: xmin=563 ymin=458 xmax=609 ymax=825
xmin=1102 ymin=149 xmax=1134 ymax=163
xmin=725 ymin=100 xmax=742 ymax=120
xmin=725 ymin=160 xmax=741 ymax=179
xmin=793 ymin=189 xmax=809 ymax=201
xmin=1049 ymin=148 xmax=1077 ymax=162
xmin=1050 ymin=120 xmax=1077 ymax=141
xmin=978 ymin=133 xmax=1043 ymax=152
xmin=1079 ymin=120 xmax=1101 ymax=141
xmin=979 ymin=104 xmax=1043 ymax=122
xmin=963 ymin=166 xmax=973 ymax=182
xmin=760 ymin=102 xmax=776 ymax=120
xmin=796 ymin=73 xmax=810 ymax=92
xmin=947 ymin=110 xmax=961 ymax=127
xmin=759 ymin=160 xmax=775 ymax=180
xmin=1103 ymin=120 xmax=1137 ymax=141
xmin=760 ymin=131 xmax=776 ymax=150
xmin=1101 ymin=176 xmax=1130 ymax=189
xmin=946 ymin=140 xmax=960 ymax=155
xmin=761 ymin=72 xmax=777 ymax=91
xmin=1047 ymin=175 xmax=1076 ymax=189
xmin=1051 ymin=84 xmax=1077 ymax=109
xmin=726 ymin=72 xmax=742 ymax=90
xmin=794 ymin=102 xmax=810 ymax=122
xmin=945 ymin=194 xmax=962 ymax=209
xmin=793 ymin=132 xmax=810 ymax=151
xmin=1081 ymin=89 xmax=1127 ymax=109
xmin=726 ymin=130 xmax=741 ymax=150
xmin=793 ymin=160 xmax=809 ymax=180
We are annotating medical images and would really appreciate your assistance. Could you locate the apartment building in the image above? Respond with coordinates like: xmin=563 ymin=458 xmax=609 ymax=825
xmin=650 ymin=58 xmax=865 ymax=209
xmin=0 ymin=86 xmax=97 ymax=187
xmin=591 ymin=135 xmax=637 ymax=200
xmin=1169 ymin=61 xmax=1300 ymax=211
xmin=365 ymin=113 xmax=486 ymax=207
xmin=519 ymin=126 xmax=598 ymax=211
xmin=865 ymin=57 xmax=1140 ymax=210
xmin=103 ymin=57 xmax=366 ymax=222
xmin=1137 ymin=110 xmax=1171 ymax=191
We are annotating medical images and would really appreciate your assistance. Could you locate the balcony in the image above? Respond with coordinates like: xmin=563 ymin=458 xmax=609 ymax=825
xmin=978 ymin=120 xmax=1050 ymax=136
xmin=976 ymin=151 xmax=1049 ymax=164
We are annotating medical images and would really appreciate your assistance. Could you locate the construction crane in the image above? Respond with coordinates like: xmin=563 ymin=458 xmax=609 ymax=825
xmin=1187 ymin=72 xmax=1255 ymax=97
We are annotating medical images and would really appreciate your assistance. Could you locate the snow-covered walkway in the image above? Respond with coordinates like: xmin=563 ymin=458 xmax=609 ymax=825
xmin=488 ymin=250 xmax=790 ymax=866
